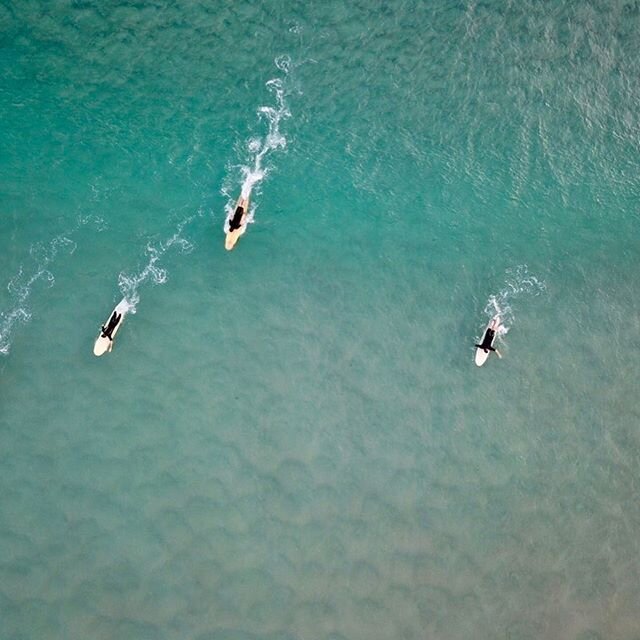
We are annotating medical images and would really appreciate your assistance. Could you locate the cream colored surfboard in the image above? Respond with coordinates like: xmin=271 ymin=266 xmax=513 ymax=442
xmin=93 ymin=300 xmax=128 ymax=356
xmin=225 ymin=194 xmax=250 ymax=251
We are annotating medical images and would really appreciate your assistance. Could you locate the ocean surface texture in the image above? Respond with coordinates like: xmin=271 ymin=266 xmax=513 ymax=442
xmin=1 ymin=1 xmax=640 ymax=639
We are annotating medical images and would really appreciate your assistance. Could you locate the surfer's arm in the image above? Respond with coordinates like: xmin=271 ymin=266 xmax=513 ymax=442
xmin=495 ymin=349 xmax=502 ymax=359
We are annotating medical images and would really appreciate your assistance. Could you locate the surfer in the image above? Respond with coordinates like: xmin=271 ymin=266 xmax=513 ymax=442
xmin=228 ymin=203 xmax=246 ymax=232
xmin=225 ymin=193 xmax=251 ymax=251
xmin=94 ymin=302 xmax=127 ymax=357
xmin=101 ymin=311 xmax=121 ymax=343
xmin=475 ymin=325 xmax=501 ymax=358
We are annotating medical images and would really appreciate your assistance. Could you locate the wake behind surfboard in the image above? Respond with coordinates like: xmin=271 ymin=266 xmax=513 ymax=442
xmin=93 ymin=299 xmax=128 ymax=356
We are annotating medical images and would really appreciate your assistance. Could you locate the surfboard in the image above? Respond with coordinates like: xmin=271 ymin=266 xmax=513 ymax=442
xmin=475 ymin=314 xmax=501 ymax=367
xmin=93 ymin=300 xmax=128 ymax=356
xmin=225 ymin=194 xmax=250 ymax=251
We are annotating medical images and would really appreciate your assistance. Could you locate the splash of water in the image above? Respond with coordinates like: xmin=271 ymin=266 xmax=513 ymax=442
xmin=483 ymin=265 xmax=546 ymax=336
xmin=117 ymin=214 xmax=196 ymax=314
xmin=0 ymin=216 xmax=104 ymax=355
xmin=222 ymin=55 xmax=293 ymax=231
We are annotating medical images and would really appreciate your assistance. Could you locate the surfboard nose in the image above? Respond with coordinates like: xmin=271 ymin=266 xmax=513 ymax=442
xmin=93 ymin=339 xmax=108 ymax=356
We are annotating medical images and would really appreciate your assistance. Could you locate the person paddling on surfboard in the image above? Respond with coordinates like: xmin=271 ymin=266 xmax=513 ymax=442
xmin=225 ymin=193 xmax=251 ymax=251
xmin=475 ymin=325 xmax=502 ymax=358
xmin=101 ymin=311 xmax=121 ymax=341
xmin=94 ymin=301 xmax=128 ymax=356
xmin=229 ymin=204 xmax=245 ymax=232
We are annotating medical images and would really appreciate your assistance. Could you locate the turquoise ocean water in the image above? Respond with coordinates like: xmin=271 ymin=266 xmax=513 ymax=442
xmin=2 ymin=1 xmax=640 ymax=638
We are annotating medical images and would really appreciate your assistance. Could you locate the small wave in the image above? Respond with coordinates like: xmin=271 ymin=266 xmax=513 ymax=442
xmin=482 ymin=265 xmax=546 ymax=335
xmin=0 ymin=216 xmax=104 ymax=355
xmin=117 ymin=215 xmax=196 ymax=313
xmin=221 ymin=56 xmax=293 ymax=231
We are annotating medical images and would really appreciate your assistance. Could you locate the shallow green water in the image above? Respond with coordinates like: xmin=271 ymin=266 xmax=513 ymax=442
xmin=2 ymin=1 xmax=640 ymax=639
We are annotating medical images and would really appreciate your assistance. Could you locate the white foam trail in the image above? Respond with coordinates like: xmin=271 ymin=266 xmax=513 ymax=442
xmin=482 ymin=265 xmax=546 ymax=336
xmin=222 ymin=55 xmax=293 ymax=231
xmin=0 ymin=216 xmax=104 ymax=355
xmin=117 ymin=214 xmax=196 ymax=313
xmin=112 ymin=298 xmax=131 ymax=316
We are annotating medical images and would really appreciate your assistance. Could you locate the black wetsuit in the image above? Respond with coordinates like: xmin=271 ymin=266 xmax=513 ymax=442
xmin=101 ymin=311 xmax=121 ymax=340
xmin=475 ymin=327 xmax=496 ymax=353
xmin=229 ymin=206 xmax=245 ymax=232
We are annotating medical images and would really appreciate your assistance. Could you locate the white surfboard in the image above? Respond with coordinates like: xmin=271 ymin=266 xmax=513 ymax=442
xmin=225 ymin=193 xmax=250 ymax=251
xmin=475 ymin=315 xmax=501 ymax=367
xmin=93 ymin=300 xmax=128 ymax=356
